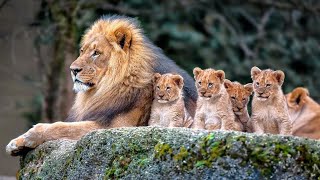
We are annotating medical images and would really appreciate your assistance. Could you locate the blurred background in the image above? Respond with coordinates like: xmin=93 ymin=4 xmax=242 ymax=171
xmin=0 ymin=0 xmax=319 ymax=177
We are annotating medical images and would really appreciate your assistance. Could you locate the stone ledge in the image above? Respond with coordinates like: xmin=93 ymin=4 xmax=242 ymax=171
xmin=18 ymin=127 xmax=320 ymax=179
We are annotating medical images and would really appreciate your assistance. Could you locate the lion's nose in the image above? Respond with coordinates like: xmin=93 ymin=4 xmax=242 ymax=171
xmin=70 ymin=67 xmax=82 ymax=76
xmin=159 ymin=94 xmax=164 ymax=98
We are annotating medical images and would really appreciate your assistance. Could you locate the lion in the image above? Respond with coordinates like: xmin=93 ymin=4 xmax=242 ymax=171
xmin=250 ymin=66 xmax=292 ymax=135
xmin=148 ymin=73 xmax=193 ymax=127
xmin=286 ymin=87 xmax=320 ymax=139
xmin=6 ymin=15 xmax=197 ymax=156
xmin=224 ymin=79 xmax=253 ymax=132
xmin=192 ymin=67 xmax=237 ymax=131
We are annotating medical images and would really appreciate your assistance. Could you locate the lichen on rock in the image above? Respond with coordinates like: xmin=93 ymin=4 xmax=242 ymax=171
xmin=18 ymin=127 xmax=320 ymax=180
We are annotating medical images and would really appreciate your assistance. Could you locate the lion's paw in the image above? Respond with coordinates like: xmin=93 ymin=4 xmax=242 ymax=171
xmin=6 ymin=135 xmax=36 ymax=156
xmin=6 ymin=124 xmax=47 ymax=156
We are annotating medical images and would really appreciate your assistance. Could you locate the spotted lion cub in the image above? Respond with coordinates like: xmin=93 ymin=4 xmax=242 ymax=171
xmin=224 ymin=80 xmax=253 ymax=132
xmin=251 ymin=66 xmax=292 ymax=135
xmin=148 ymin=73 xmax=193 ymax=127
xmin=192 ymin=68 xmax=237 ymax=130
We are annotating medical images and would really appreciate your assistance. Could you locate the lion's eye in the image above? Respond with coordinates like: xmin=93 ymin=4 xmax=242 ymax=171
xmin=256 ymin=82 xmax=260 ymax=86
xmin=80 ymin=49 xmax=84 ymax=53
xmin=266 ymin=84 xmax=271 ymax=87
xmin=242 ymin=98 xmax=246 ymax=101
xmin=166 ymin=87 xmax=171 ymax=91
xmin=198 ymin=81 xmax=201 ymax=85
xmin=92 ymin=50 xmax=100 ymax=58
xmin=231 ymin=96 xmax=236 ymax=100
xmin=208 ymin=83 xmax=213 ymax=87
xmin=156 ymin=86 xmax=160 ymax=90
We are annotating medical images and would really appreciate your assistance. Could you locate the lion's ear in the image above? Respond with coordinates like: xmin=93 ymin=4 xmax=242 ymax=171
xmin=193 ymin=67 xmax=203 ymax=80
xmin=273 ymin=70 xmax=285 ymax=86
xmin=244 ymin=83 xmax=253 ymax=95
xmin=172 ymin=75 xmax=184 ymax=89
xmin=223 ymin=79 xmax=233 ymax=90
xmin=153 ymin=73 xmax=162 ymax=84
xmin=251 ymin=66 xmax=261 ymax=80
xmin=108 ymin=27 xmax=132 ymax=52
xmin=215 ymin=70 xmax=225 ymax=83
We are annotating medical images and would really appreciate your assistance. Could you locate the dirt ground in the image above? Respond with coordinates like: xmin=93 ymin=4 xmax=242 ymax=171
xmin=0 ymin=0 xmax=42 ymax=176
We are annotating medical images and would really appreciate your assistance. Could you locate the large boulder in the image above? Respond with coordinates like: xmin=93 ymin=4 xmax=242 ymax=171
xmin=18 ymin=127 xmax=320 ymax=179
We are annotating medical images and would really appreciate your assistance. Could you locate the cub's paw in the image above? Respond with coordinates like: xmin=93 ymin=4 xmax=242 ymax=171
xmin=6 ymin=123 xmax=47 ymax=156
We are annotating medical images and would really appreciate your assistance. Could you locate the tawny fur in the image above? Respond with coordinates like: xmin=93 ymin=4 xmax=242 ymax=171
xmin=286 ymin=87 xmax=320 ymax=139
xmin=149 ymin=73 xmax=193 ymax=127
xmin=192 ymin=68 xmax=237 ymax=131
xmin=250 ymin=66 xmax=292 ymax=135
xmin=6 ymin=15 xmax=197 ymax=156
xmin=224 ymin=80 xmax=253 ymax=132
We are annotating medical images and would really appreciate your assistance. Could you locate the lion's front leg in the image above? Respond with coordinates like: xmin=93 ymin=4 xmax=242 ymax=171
xmin=6 ymin=121 xmax=102 ymax=156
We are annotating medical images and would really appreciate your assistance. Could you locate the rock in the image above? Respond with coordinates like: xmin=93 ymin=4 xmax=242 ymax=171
xmin=18 ymin=127 xmax=320 ymax=179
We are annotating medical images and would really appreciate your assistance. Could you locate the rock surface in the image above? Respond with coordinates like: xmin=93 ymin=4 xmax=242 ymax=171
xmin=18 ymin=127 xmax=320 ymax=179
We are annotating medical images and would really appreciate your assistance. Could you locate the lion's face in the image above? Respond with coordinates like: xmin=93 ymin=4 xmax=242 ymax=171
xmin=193 ymin=67 xmax=225 ymax=100
xmin=224 ymin=80 xmax=253 ymax=115
xmin=70 ymin=35 xmax=112 ymax=92
xmin=251 ymin=66 xmax=285 ymax=101
xmin=153 ymin=73 xmax=184 ymax=103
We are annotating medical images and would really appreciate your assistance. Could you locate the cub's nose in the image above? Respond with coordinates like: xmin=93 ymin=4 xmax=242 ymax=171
xmin=158 ymin=94 xmax=164 ymax=98
xmin=70 ymin=67 xmax=82 ymax=76
xmin=200 ymin=91 xmax=206 ymax=96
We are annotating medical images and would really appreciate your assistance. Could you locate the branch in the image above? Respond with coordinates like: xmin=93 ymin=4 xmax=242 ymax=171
xmin=0 ymin=0 xmax=11 ymax=12
xmin=247 ymin=0 xmax=320 ymax=15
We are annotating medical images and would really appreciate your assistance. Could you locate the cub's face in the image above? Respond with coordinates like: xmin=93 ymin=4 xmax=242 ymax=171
xmin=153 ymin=73 xmax=184 ymax=103
xmin=193 ymin=67 xmax=225 ymax=100
xmin=224 ymin=80 xmax=253 ymax=115
xmin=251 ymin=66 xmax=285 ymax=101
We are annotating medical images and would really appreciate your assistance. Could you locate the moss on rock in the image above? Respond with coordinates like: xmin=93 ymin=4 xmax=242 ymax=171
xmin=18 ymin=127 xmax=320 ymax=179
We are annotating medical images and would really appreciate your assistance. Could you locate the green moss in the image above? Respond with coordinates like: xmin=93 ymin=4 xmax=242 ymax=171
xmin=154 ymin=143 xmax=173 ymax=159
xmin=173 ymin=147 xmax=189 ymax=161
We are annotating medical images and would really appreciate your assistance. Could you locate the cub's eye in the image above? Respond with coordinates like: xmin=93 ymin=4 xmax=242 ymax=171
xmin=231 ymin=96 xmax=236 ymax=100
xmin=242 ymin=98 xmax=246 ymax=101
xmin=156 ymin=86 xmax=160 ymax=90
xmin=166 ymin=87 xmax=171 ymax=90
xmin=80 ymin=49 xmax=84 ymax=53
xmin=256 ymin=82 xmax=260 ymax=86
xmin=208 ymin=83 xmax=213 ymax=87
xmin=198 ymin=81 xmax=202 ymax=85
xmin=266 ymin=84 xmax=271 ymax=87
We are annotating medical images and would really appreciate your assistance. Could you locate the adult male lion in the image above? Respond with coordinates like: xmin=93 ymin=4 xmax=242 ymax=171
xmin=286 ymin=87 xmax=320 ymax=139
xmin=6 ymin=15 xmax=197 ymax=156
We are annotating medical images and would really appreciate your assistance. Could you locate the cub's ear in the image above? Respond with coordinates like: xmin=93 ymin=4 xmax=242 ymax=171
xmin=244 ymin=83 xmax=253 ymax=95
xmin=153 ymin=73 xmax=162 ymax=84
xmin=251 ymin=66 xmax=261 ymax=80
xmin=193 ymin=67 xmax=203 ymax=80
xmin=108 ymin=27 xmax=132 ymax=52
xmin=215 ymin=70 xmax=225 ymax=83
xmin=273 ymin=70 xmax=285 ymax=86
xmin=287 ymin=87 xmax=309 ymax=109
xmin=172 ymin=75 xmax=184 ymax=89
xmin=223 ymin=79 xmax=233 ymax=90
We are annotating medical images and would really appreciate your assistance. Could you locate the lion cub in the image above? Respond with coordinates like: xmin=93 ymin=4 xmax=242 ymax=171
xmin=192 ymin=68 xmax=237 ymax=131
xmin=148 ymin=73 xmax=193 ymax=127
xmin=251 ymin=66 xmax=292 ymax=135
xmin=224 ymin=80 xmax=253 ymax=132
